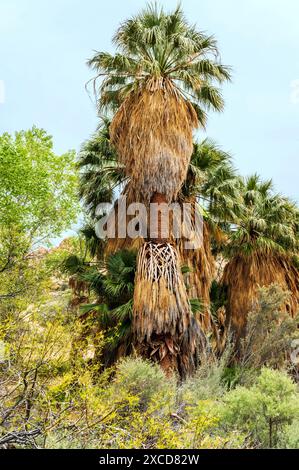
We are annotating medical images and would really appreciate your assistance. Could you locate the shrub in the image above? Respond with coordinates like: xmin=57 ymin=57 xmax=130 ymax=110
xmin=220 ymin=367 xmax=299 ymax=448
xmin=110 ymin=356 xmax=176 ymax=410
xmin=179 ymin=353 xmax=229 ymax=404
xmin=239 ymin=285 xmax=299 ymax=372
xmin=280 ymin=420 xmax=299 ymax=449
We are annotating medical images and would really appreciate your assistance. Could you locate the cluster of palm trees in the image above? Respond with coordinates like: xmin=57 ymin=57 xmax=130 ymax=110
xmin=69 ymin=4 xmax=299 ymax=378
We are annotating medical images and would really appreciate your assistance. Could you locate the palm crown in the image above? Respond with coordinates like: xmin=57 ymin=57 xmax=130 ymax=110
xmin=183 ymin=139 xmax=241 ymax=222
xmin=88 ymin=4 xmax=231 ymax=126
xmin=227 ymin=174 xmax=298 ymax=257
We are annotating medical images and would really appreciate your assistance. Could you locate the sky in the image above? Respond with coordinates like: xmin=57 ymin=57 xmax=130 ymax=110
xmin=1 ymin=0 xmax=299 ymax=207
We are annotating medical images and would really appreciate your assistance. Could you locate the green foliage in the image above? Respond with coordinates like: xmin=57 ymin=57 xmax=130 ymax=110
xmin=180 ymin=355 xmax=228 ymax=403
xmin=110 ymin=357 xmax=175 ymax=410
xmin=88 ymin=3 xmax=231 ymax=121
xmin=280 ymin=420 xmax=299 ymax=449
xmin=1 ymin=292 xmax=298 ymax=451
xmin=78 ymin=119 xmax=124 ymax=220
xmin=61 ymin=249 xmax=137 ymax=367
xmin=0 ymin=127 xmax=78 ymax=236
xmin=0 ymin=128 xmax=79 ymax=317
xmin=220 ymin=368 xmax=299 ymax=448
xmin=226 ymin=175 xmax=298 ymax=257
xmin=184 ymin=139 xmax=241 ymax=224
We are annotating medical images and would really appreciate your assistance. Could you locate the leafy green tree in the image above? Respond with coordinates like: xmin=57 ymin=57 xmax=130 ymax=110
xmin=0 ymin=127 xmax=79 ymax=310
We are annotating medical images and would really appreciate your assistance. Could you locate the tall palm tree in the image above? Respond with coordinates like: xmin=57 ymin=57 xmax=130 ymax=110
xmin=89 ymin=4 xmax=230 ymax=203
xmin=88 ymin=4 xmax=231 ymax=376
xmin=220 ymin=174 xmax=299 ymax=344
xmin=78 ymin=124 xmax=240 ymax=337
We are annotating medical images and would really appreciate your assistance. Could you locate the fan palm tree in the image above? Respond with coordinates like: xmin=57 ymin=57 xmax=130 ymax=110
xmin=178 ymin=139 xmax=241 ymax=330
xmin=89 ymin=4 xmax=230 ymax=203
xmin=78 ymin=124 xmax=241 ymax=336
xmin=88 ymin=4 xmax=230 ymax=376
xmin=220 ymin=174 xmax=299 ymax=344
xmin=63 ymin=248 xmax=136 ymax=367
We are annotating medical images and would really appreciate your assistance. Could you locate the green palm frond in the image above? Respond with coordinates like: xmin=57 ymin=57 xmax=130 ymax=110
xmin=189 ymin=298 xmax=204 ymax=315
xmin=182 ymin=138 xmax=241 ymax=224
xmin=79 ymin=303 xmax=111 ymax=328
xmin=78 ymin=118 xmax=126 ymax=219
xmin=225 ymin=175 xmax=298 ymax=257
xmin=61 ymin=255 xmax=86 ymax=275
xmin=80 ymin=224 xmax=105 ymax=260
xmin=111 ymin=299 xmax=133 ymax=323
xmin=88 ymin=3 xmax=231 ymax=116
xmin=103 ymin=249 xmax=136 ymax=301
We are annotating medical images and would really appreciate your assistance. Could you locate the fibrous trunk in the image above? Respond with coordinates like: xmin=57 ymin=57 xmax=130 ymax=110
xmin=133 ymin=240 xmax=206 ymax=378
xmin=110 ymin=84 xmax=198 ymax=203
xmin=221 ymin=252 xmax=299 ymax=344
xmin=109 ymin=83 xmax=204 ymax=377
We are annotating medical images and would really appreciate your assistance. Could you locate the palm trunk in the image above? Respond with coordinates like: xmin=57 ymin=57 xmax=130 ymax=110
xmin=108 ymin=85 xmax=202 ymax=377
xmin=132 ymin=192 xmax=206 ymax=378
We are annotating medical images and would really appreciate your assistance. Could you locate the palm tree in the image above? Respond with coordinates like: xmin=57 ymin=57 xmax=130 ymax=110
xmin=78 ymin=124 xmax=241 ymax=338
xmin=219 ymin=174 xmax=299 ymax=344
xmin=89 ymin=4 xmax=230 ymax=202
xmin=178 ymin=139 xmax=241 ymax=331
xmin=88 ymin=2 xmax=231 ymax=219
xmin=88 ymin=4 xmax=231 ymax=376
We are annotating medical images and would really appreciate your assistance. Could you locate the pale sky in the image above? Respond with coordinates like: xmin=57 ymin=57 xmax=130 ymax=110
xmin=1 ymin=0 xmax=299 ymax=203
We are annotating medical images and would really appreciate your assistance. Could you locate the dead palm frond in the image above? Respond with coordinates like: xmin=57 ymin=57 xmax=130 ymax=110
xmin=133 ymin=241 xmax=207 ymax=377
xmin=110 ymin=86 xmax=198 ymax=202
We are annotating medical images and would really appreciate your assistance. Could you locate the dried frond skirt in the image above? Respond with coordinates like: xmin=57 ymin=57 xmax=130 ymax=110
xmin=133 ymin=242 xmax=207 ymax=377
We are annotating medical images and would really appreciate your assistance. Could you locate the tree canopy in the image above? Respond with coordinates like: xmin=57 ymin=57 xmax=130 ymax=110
xmin=0 ymin=127 xmax=79 ymax=307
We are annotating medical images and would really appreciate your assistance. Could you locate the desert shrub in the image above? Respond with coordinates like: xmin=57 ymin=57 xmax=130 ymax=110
xmin=279 ymin=420 xmax=299 ymax=449
xmin=95 ymin=357 xmax=179 ymax=448
xmin=220 ymin=367 xmax=299 ymax=448
xmin=110 ymin=356 xmax=176 ymax=410
xmin=179 ymin=353 xmax=229 ymax=404
xmin=2 ymin=283 xmax=298 ymax=451
xmin=100 ymin=357 xmax=244 ymax=449
xmin=239 ymin=285 xmax=299 ymax=372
